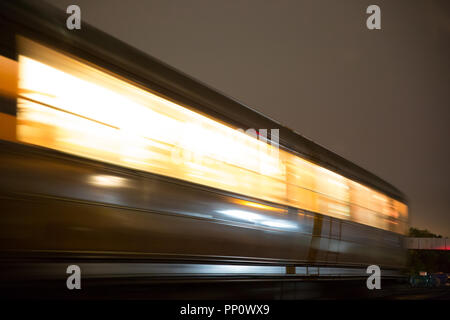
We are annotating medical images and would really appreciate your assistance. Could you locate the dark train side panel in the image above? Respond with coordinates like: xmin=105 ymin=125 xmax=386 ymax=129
xmin=0 ymin=141 xmax=406 ymax=271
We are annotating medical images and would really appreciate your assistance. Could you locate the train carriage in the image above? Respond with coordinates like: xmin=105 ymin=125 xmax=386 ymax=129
xmin=0 ymin=1 xmax=408 ymax=282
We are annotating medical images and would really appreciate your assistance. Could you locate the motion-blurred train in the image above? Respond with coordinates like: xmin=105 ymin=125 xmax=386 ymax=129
xmin=0 ymin=1 xmax=408 ymax=282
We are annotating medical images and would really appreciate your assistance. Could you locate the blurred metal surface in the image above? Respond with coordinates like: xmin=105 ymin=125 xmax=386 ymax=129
xmin=0 ymin=141 xmax=405 ymax=272
xmin=0 ymin=261 xmax=403 ymax=282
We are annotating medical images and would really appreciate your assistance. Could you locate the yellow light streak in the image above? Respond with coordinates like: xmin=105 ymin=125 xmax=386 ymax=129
xmin=231 ymin=199 xmax=287 ymax=213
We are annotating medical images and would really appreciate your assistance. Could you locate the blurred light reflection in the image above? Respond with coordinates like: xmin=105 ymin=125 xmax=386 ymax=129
xmin=89 ymin=175 xmax=128 ymax=188
xmin=219 ymin=210 xmax=298 ymax=230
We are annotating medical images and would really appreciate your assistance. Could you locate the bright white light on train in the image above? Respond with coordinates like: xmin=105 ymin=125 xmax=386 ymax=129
xmin=327 ymin=178 xmax=349 ymax=189
xmin=89 ymin=175 xmax=128 ymax=188
xmin=372 ymin=194 xmax=387 ymax=201
xmin=17 ymin=42 xmax=288 ymax=210
xmin=219 ymin=210 xmax=262 ymax=222
xmin=260 ymin=220 xmax=298 ymax=230
xmin=17 ymin=55 xmax=282 ymax=177
xmin=219 ymin=209 xmax=297 ymax=230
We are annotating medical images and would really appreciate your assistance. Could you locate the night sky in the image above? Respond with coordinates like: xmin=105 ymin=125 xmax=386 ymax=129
xmin=47 ymin=0 xmax=450 ymax=237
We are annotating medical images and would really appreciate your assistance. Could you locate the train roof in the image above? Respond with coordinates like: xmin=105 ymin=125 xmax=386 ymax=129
xmin=0 ymin=0 xmax=407 ymax=203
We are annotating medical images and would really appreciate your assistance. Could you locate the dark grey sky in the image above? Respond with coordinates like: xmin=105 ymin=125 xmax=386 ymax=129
xmin=47 ymin=0 xmax=450 ymax=236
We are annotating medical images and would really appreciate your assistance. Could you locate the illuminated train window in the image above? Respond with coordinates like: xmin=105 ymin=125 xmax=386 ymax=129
xmin=16 ymin=37 xmax=408 ymax=234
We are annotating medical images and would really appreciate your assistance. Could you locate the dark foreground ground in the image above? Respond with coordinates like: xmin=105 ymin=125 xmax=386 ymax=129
xmin=2 ymin=277 xmax=449 ymax=300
